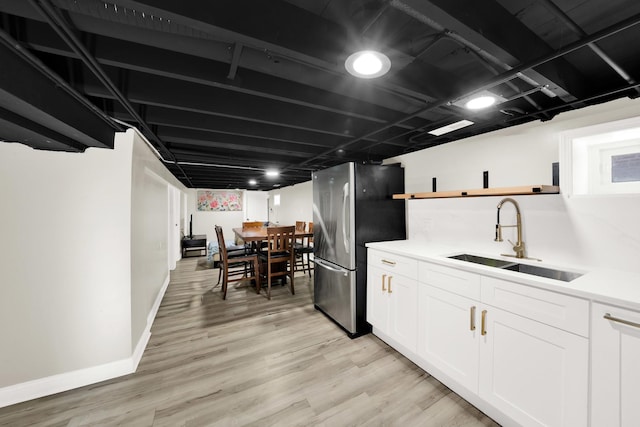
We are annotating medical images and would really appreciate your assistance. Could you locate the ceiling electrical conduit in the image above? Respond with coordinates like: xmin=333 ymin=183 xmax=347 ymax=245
xmin=111 ymin=118 xmax=268 ymax=176
xmin=537 ymin=0 xmax=637 ymax=91
xmin=28 ymin=0 xmax=196 ymax=186
xmin=402 ymin=77 xmax=640 ymax=148
xmin=502 ymin=81 xmax=640 ymax=124
xmin=355 ymin=4 xmax=546 ymax=143
xmin=422 ymin=35 xmax=548 ymax=118
xmin=406 ymin=86 xmax=548 ymax=144
xmin=389 ymin=0 xmax=558 ymax=99
xmin=0 ymin=27 xmax=120 ymax=135
xmin=296 ymin=12 xmax=640 ymax=168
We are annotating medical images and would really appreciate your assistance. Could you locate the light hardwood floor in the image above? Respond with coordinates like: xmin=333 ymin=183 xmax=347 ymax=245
xmin=0 ymin=257 xmax=499 ymax=426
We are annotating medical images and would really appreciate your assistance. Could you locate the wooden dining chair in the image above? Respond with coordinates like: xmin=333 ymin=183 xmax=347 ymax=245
xmin=215 ymin=225 xmax=261 ymax=300
xmin=294 ymin=221 xmax=313 ymax=276
xmin=214 ymin=230 xmax=248 ymax=286
xmin=241 ymin=221 xmax=265 ymax=253
xmin=242 ymin=221 xmax=264 ymax=229
xmin=258 ymin=225 xmax=296 ymax=299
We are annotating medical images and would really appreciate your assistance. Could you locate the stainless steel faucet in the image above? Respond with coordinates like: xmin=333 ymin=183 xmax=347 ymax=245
xmin=495 ymin=197 xmax=525 ymax=259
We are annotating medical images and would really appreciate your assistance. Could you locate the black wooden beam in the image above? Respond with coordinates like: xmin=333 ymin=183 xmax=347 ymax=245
xmin=19 ymin=23 xmax=432 ymax=127
xmin=81 ymin=67 xmax=413 ymax=140
xmin=0 ymin=28 xmax=118 ymax=150
xmin=408 ymin=0 xmax=590 ymax=101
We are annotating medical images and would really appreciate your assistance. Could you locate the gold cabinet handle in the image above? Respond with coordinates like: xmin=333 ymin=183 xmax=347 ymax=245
xmin=388 ymin=276 xmax=393 ymax=293
xmin=381 ymin=259 xmax=396 ymax=266
xmin=481 ymin=310 xmax=487 ymax=336
xmin=604 ymin=313 xmax=640 ymax=329
xmin=470 ymin=306 xmax=476 ymax=331
xmin=381 ymin=274 xmax=387 ymax=291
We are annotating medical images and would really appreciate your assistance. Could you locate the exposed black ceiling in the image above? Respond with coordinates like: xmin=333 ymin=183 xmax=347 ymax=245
xmin=1 ymin=0 xmax=639 ymax=190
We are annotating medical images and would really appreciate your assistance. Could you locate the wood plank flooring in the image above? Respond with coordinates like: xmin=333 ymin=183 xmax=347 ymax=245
xmin=0 ymin=257 xmax=500 ymax=426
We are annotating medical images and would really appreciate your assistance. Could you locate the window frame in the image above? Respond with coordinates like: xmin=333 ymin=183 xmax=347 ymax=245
xmin=559 ymin=116 xmax=640 ymax=197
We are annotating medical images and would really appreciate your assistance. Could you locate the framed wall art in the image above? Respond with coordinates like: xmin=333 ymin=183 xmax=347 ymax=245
xmin=197 ymin=190 xmax=243 ymax=211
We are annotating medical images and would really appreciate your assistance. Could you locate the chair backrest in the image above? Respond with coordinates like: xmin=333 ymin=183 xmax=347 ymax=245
xmin=214 ymin=225 xmax=229 ymax=260
xmin=308 ymin=222 xmax=314 ymax=242
xmin=295 ymin=221 xmax=306 ymax=232
xmin=265 ymin=226 xmax=295 ymax=255
xmin=242 ymin=221 xmax=264 ymax=230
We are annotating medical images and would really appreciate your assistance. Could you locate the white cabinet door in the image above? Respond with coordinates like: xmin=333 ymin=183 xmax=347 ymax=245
xmin=479 ymin=306 xmax=588 ymax=427
xmin=367 ymin=265 xmax=390 ymax=333
xmin=388 ymin=272 xmax=418 ymax=352
xmin=367 ymin=259 xmax=418 ymax=352
xmin=418 ymin=284 xmax=480 ymax=393
xmin=591 ymin=303 xmax=640 ymax=427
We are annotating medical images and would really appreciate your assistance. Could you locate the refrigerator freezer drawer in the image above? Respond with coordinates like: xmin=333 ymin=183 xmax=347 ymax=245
xmin=314 ymin=259 xmax=356 ymax=333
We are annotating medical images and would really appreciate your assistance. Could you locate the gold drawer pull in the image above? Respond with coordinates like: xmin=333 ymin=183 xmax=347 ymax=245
xmin=481 ymin=310 xmax=487 ymax=336
xmin=388 ymin=276 xmax=393 ymax=293
xmin=381 ymin=274 xmax=387 ymax=291
xmin=381 ymin=259 xmax=396 ymax=266
xmin=604 ymin=313 xmax=640 ymax=329
xmin=470 ymin=306 xmax=476 ymax=331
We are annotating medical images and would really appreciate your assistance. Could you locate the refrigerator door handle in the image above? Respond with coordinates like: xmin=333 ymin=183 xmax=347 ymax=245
xmin=315 ymin=258 xmax=349 ymax=275
xmin=342 ymin=182 xmax=349 ymax=254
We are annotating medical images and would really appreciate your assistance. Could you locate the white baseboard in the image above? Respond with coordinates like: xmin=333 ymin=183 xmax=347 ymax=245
xmin=147 ymin=273 xmax=170 ymax=328
xmin=0 ymin=273 xmax=171 ymax=409
xmin=133 ymin=272 xmax=170 ymax=371
xmin=0 ymin=357 xmax=134 ymax=409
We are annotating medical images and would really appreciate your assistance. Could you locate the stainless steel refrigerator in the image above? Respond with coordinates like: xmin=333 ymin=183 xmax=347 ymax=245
xmin=312 ymin=162 xmax=406 ymax=337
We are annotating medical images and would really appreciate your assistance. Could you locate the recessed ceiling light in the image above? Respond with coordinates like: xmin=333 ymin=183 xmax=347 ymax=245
xmin=427 ymin=120 xmax=474 ymax=136
xmin=248 ymin=179 xmax=257 ymax=185
xmin=453 ymin=90 xmax=507 ymax=110
xmin=465 ymin=96 xmax=496 ymax=110
xmin=265 ymin=170 xmax=279 ymax=177
xmin=345 ymin=50 xmax=391 ymax=79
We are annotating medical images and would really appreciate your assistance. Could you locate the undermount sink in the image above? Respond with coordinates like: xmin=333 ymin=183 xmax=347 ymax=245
xmin=447 ymin=253 xmax=583 ymax=282
xmin=501 ymin=263 xmax=583 ymax=282
xmin=447 ymin=253 xmax=516 ymax=268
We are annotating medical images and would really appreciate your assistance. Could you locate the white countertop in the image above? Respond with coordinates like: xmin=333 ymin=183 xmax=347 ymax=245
xmin=366 ymin=240 xmax=640 ymax=312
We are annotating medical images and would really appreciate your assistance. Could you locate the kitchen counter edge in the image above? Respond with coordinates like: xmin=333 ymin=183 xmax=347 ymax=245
xmin=366 ymin=240 xmax=640 ymax=312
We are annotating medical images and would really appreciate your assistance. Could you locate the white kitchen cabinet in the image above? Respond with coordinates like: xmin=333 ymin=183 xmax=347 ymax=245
xmin=367 ymin=250 xmax=418 ymax=353
xmin=479 ymin=304 xmax=588 ymax=427
xmin=418 ymin=284 xmax=480 ymax=393
xmin=417 ymin=262 xmax=589 ymax=427
xmin=591 ymin=303 xmax=640 ymax=427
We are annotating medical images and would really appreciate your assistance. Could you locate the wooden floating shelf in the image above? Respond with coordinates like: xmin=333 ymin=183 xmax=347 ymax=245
xmin=393 ymin=185 xmax=560 ymax=200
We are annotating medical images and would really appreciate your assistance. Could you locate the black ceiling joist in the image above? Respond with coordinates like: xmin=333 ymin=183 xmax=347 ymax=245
xmin=1 ymin=0 xmax=639 ymax=191
xmin=27 ymin=0 xmax=193 ymax=186
xmin=0 ymin=27 xmax=118 ymax=151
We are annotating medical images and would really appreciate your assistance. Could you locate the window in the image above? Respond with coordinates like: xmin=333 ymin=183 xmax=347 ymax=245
xmin=611 ymin=152 xmax=640 ymax=183
xmin=586 ymin=139 xmax=640 ymax=194
xmin=560 ymin=116 xmax=640 ymax=196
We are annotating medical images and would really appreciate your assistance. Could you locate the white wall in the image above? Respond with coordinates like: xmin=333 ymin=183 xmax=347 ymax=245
xmin=183 ymin=182 xmax=313 ymax=245
xmin=129 ymin=130 xmax=186 ymax=350
xmin=0 ymin=137 xmax=133 ymax=388
xmin=245 ymin=190 xmax=269 ymax=222
xmin=187 ymin=190 xmax=248 ymax=245
xmin=186 ymin=189 xmax=269 ymax=246
xmin=0 ymin=129 xmax=187 ymax=407
xmin=268 ymin=180 xmax=313 ymax=227
xmin=386 ymin=98 xmax=640 ymax=273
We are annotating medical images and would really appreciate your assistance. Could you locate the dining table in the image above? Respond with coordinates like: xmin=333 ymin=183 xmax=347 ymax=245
xmin=232 ymin=226 xmax=313 ymax=243
xmin=233 ymin=225 xmax=314 ymax=285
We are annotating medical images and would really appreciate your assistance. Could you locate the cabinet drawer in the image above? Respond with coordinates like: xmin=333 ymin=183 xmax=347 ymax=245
xmin=419 ymin=262 xmax=481 ymax=300
xmin=481 ymin=276 xmax=589 ymax=337
xmin=368 ymin=249 xmax=418 ymax=280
